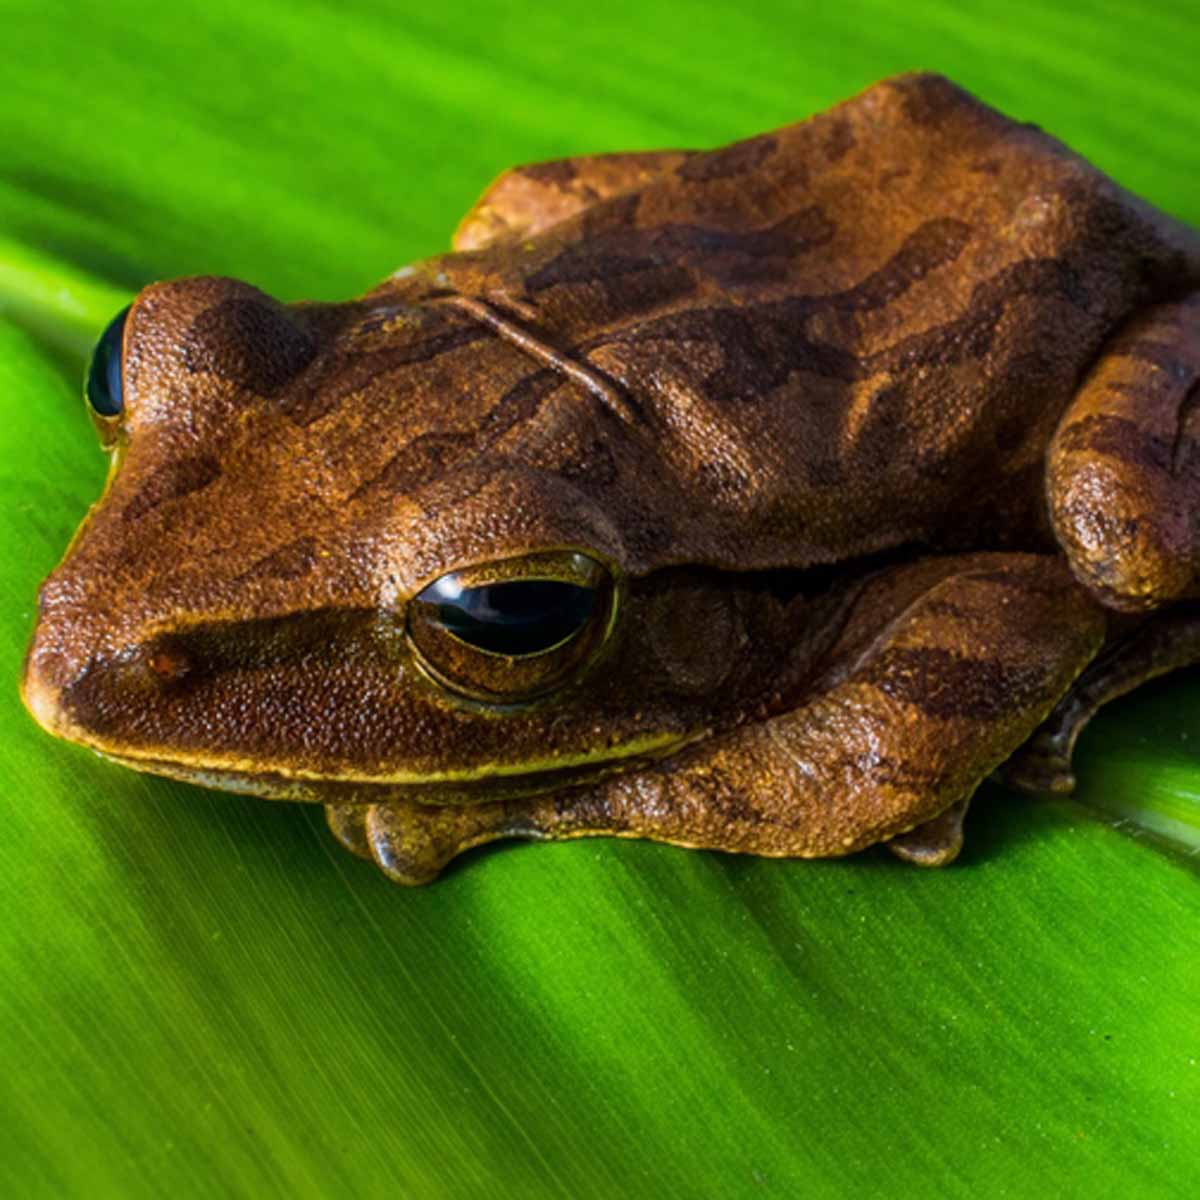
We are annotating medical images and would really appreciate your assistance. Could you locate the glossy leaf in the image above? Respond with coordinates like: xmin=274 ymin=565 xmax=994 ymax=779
xmin=2 ymin=2 xmax=1198 ymax=1197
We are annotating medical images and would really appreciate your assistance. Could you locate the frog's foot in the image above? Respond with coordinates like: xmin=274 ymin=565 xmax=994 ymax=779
xmin=886 ymin=799 xmax=969 ymax=867
xmin=328 ymin=555 xmax=1106 ymax=885
xmin=326 ymin=798 xmax=554 ymax=886
xmin=1049 ymin=293 xmax=1200 ymax=614
xmin=1003 ymin=602 xmax=1200 ymax=794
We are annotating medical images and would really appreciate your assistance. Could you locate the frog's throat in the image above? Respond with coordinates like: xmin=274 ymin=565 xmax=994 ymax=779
xmin=435 ymin=293 xmax=643 ymax=427
xmin=88 ymin=727 xmax=707 ymax=805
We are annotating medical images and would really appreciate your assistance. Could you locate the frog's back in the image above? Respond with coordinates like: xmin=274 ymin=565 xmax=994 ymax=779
xmin=385 ymin=73 xmax=1200 ymax=575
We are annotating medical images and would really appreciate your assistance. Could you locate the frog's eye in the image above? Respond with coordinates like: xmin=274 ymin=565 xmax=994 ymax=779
xmin=407 ymin=551 xmax=616 ymax=702
xmin=85 ymin=305 xmax=132 ymax=417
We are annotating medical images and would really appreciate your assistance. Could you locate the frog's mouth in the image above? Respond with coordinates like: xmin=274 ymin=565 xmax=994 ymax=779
xmin=23 ymin=628 xmax=710 ymax=806
xmin=89 ymin=730 xmax=705 ymax=807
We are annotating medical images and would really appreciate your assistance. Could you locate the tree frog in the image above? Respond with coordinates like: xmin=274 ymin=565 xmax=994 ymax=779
xmin=21 ymin=73 xmax=1200 ymax=884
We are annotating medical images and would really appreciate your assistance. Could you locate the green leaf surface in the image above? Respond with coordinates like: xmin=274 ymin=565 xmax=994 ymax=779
xmin=2 ymin=2 xmax=1198 ymax=1197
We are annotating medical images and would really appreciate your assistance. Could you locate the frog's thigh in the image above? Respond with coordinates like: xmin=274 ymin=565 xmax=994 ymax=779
xmin=553 ymin=556 xmax=1104 ymax=866
xmin=1050 ymin=293 xmax=1200 ymax=612
xmin=453 ymin=149 xmax=695 ymax=251
xmin=349 ymin=557 xmax=1104 ymax=885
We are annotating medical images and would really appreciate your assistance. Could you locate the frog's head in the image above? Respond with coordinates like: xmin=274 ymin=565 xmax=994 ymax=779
xmin=22 ymin=276 xmax=799 ymax=803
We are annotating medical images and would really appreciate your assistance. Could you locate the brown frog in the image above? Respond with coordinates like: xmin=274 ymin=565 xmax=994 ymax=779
xmin=20 ymin=73 xmax=1200 ymax=884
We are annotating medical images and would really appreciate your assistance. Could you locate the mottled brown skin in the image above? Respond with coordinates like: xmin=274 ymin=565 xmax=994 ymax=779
xmin=20 ymin=73 xmax=1200 ymax=885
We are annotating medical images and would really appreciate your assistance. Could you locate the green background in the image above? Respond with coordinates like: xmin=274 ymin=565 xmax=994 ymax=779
xmin=2 ymin=2 xmax=1197 ymax=1196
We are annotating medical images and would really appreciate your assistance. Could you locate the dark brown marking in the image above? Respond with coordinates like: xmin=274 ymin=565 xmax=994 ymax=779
xmin=526 ymin=210 xmax=836 ymax=296
xmin=588 ymin=218 xmax=980 ymax=403
xmin=967 ymin=566 xmax=1083 ymax=600
xmin=239 ymin=536 xmax=319 ymax=582
xmin=865 ymin=256 xmax=1094 ymax=377
xmin=351 ymin=367 xmax=568 ymax=500
xmin=823 ymin=118 xmax=855 ymax=162
xmin=280 ymin=323 xmax=494 ymax=426
xmin=601 ymin=302 xmax=865 ymax=403
xmin=897 ymin=74 xmax=972 ymax=128
xmin=862 ymin=645 xmax=1053 ymax=721
xmin=478 ymin=369 xmax=566 ymax=441
xmin=557 ymin=436 xmax=619 ymax=486
xmin=973 ymin=256 xmax=1090 ymax=311
xmin=869 ymin=303 xmax=1000 ymax=374
xmin=677 ymin=135 xmax=778 ymax=183
xmin=1057 ymin=413 xmax=1170 ymax=474
xmin=521 ymin=159 xmax=579 ymax=186
xmin=1119 ymin=338 xmax=1192 ymax=381
xmin=828 ymin=218 xmax=974 ymax=313
xmin=183 ymin=299 xmax=316 ymax=395
xmin=123 ymin=455 xmax=221 ymax=521
xmin=580 ymin=193 xmax=642 ymax=238
xmin=352 ymin=432 xmax=475 ymax=499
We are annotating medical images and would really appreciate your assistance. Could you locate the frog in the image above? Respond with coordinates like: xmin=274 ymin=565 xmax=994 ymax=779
xmin=20 ymin=72 xmax=1200 ymax=885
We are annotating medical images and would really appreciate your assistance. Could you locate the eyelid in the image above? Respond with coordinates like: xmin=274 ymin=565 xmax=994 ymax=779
xmin=435 ymin=550 xmax=610 ymax=593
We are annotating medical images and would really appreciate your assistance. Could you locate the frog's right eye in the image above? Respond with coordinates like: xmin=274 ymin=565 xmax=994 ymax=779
xmin=407 ymin=551 xmax=617 ymax=703
xmin=85 ymin=305 xmax=131 ymax=417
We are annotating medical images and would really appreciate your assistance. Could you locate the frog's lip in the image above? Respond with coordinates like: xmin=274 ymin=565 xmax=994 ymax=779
xmin=88 ymin=731 xmax=704 ymax=805
xmin=22 ymin=660 xmax=706 ymax=801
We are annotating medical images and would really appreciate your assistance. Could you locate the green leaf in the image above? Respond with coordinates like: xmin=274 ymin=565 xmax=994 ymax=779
xmin=2 ymin=3 xmax=1198 ymax=1197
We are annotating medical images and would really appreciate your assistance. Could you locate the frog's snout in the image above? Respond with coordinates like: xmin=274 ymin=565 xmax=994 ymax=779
xmin=20 ymin=642 xmax=65 ymax=740
xmin=20 ymin=573 xmax=131 ymax=747
xmin=21 ymin=597 xmax=92 ymax=744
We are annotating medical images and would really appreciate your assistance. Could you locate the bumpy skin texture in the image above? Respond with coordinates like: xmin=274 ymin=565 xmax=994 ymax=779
xmin=20 ymin=73 xmax=1200 ymax=884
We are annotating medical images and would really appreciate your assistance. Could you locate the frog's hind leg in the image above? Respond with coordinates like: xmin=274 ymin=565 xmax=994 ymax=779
xmin=1003 ymin=602 xmax=1200 ymax=792
xmin=341 ymin=555 xmax=1105 ymax=885
xmin=453 ymin=149 xmax=695 ymax=251
xmin=1049 ymin=293 xmax=1200 ymax=614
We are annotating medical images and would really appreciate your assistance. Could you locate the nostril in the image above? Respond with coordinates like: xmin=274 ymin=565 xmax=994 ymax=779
xmin=146 ymin=643 xmax=192 ymax=683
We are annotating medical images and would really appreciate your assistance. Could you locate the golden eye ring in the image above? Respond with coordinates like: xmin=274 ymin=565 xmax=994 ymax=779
xmin=406 ymin=550 xmax=618 ymax=703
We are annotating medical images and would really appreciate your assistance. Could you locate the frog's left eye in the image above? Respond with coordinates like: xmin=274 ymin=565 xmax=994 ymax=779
xmin=85 ymin=305 xmax=132 ymax=417
xmin=407 ymin=551 xmax=616 ymax=702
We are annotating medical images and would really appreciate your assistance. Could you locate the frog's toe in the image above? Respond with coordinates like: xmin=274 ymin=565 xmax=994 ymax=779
xmin=364 ymin=804 xmax=459 ymax=886
xmin=351 ymin=798 xmax=543 ymax=886
xmin=327 ymin=800 xmax=483 ymax=883
xmin=325 ymin=803 xmax=373 ymax=860
xmin=1003 ymin=603 xmax=1200 ymax=798
xmin=886 ymin=799 xmax=969 ymax=867
xmin=1001 ymin=736 xmax=1078 ymax=795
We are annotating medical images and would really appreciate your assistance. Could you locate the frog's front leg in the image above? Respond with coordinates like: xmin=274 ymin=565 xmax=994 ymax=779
xmin=329 ymin=555 xmax=1105 ymax=885
xmin=1049 ymin=293 xmax=1200 ymax=613
xmin=1003 ymin=293 xmax=1200 ymax=790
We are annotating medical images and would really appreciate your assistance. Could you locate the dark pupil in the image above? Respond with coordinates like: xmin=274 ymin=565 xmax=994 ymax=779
xmin=419 ymin=577 xmax=598 ymax=656
xmin=86 ymin=305 xmax=131 ymax=416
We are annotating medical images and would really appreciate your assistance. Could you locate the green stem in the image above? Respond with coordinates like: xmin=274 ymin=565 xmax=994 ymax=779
xmin=0 ymin=238 xmax=132 ymax=360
